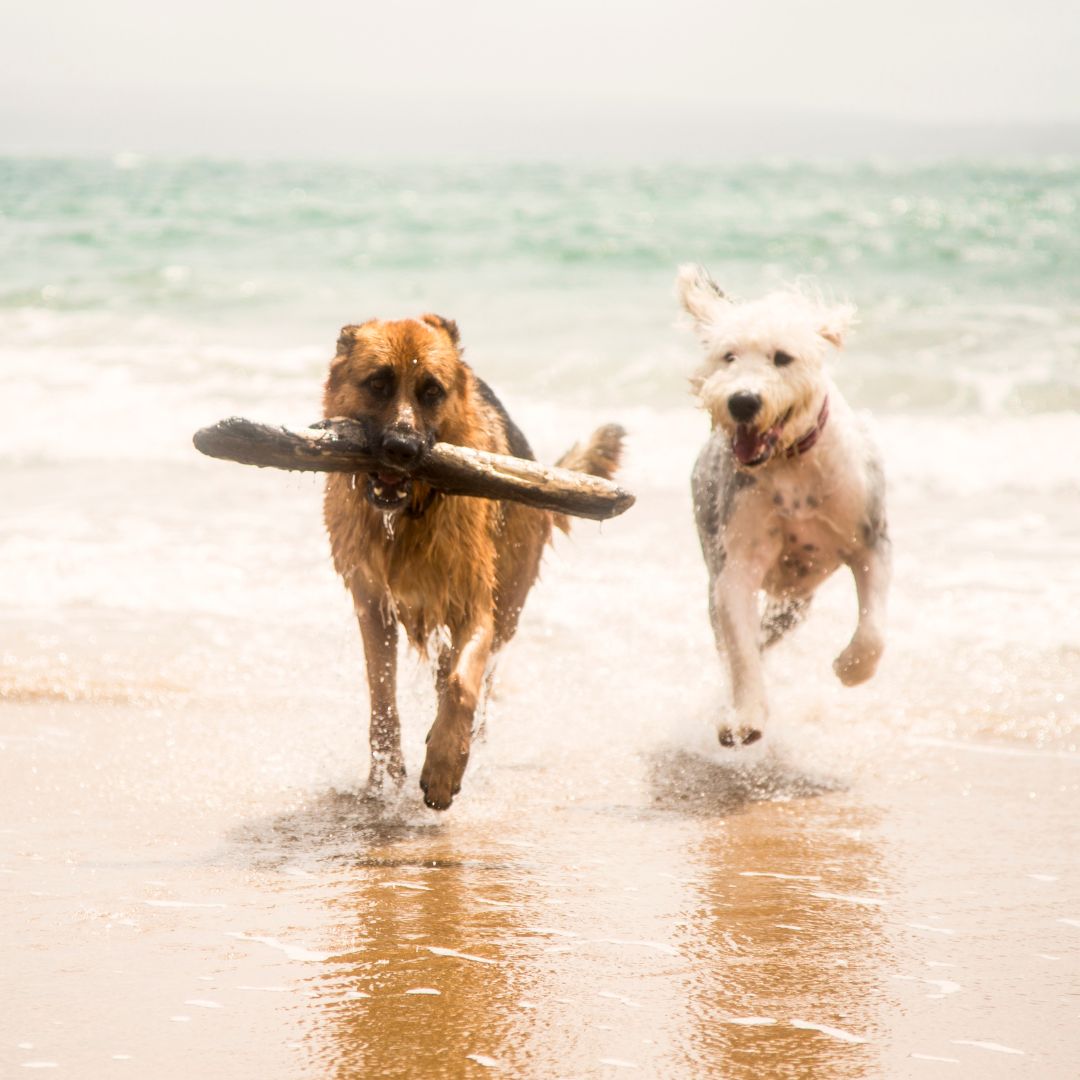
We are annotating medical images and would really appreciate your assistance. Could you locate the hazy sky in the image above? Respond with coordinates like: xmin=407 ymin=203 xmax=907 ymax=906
xmin=3 ymin=0 xmax=1078 ymax=156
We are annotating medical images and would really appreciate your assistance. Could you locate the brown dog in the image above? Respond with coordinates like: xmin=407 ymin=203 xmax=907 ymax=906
xmin=323 ymin=314 xmax=623 ymax=810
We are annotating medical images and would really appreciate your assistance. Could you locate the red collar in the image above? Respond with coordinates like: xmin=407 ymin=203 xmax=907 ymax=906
xmin=784 ymin=395 xmax=829 ymax=458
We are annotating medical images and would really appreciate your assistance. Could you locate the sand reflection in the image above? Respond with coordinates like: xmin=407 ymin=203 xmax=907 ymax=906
xmin=655 ymin=748 xmax=889 ymax=1078
xmin=238 ymin=794 xmax=528 ymax=1077
xmin=235 ymin=751 xmax=891 ymax=1078
xmin=313 ymin=849 xmax=523 ymax=1077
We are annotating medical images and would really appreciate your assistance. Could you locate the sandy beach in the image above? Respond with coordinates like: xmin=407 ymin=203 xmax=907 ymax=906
xmin=3 ymin=415 xmax=1078 ymax=1077
xmin=3 ymin=157 xmax=1079 ymax=1077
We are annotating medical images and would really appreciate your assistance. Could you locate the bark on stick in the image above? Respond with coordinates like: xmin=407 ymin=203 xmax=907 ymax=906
xmin=192 ymin=416 xmax=635 ymax=521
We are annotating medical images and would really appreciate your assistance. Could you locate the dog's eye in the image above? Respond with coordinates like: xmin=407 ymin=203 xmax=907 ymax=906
xmin=774 ymin=350 xmax=795 ymax=367
xmin=420 ymin=380 xmax=446 ymax=405
xmin=723 ymin=352 xmax=737 ymax=364
xmin=363 ymin=373 xmax=394 ymax=397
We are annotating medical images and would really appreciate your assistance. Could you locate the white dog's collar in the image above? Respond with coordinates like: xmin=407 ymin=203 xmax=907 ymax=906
xmin=784 ymin=395 xmax=830 ymax=459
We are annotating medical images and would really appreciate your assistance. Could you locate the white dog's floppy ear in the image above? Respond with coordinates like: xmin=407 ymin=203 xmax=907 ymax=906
xmin=675 ymin=264 xmax=728 ymax=328
xmin=818 ymin=302 xmax=856 ymax=348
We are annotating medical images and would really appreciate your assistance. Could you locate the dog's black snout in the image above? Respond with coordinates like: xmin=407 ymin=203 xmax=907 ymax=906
xmin=380 ymin=428 xmax=425 ymax=468
xmin=728 ymin=392 xmax=763 ymax=423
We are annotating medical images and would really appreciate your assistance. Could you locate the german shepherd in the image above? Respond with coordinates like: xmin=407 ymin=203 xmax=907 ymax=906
xmin=323 ymin=314 xmax=624 ymax=810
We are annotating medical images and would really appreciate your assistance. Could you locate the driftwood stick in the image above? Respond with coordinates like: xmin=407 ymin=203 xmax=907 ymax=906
xmin=193 ymin=416 xmax=635 ymax=521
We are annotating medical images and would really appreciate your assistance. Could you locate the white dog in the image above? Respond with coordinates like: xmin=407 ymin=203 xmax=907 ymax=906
xmin=676 ymin=266 xmax=891 ymax=747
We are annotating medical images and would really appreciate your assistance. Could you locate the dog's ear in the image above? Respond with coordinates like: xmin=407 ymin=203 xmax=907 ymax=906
xmin=817 ymin=302 xmax=856 ymax=348
xmin=675 ymin=264 xmax=728 ymax=328
xmin=336 ymin=323 xmax=365 ymax=355
xmin=326 ymin=324 xmax=365 ymax=391
xmin=421 ymin=313 xmax=460 ymax=346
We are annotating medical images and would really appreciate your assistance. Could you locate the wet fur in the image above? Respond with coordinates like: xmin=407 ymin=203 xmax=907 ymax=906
xmin=323 ymin=315 xmax=623 ymax=810
xmin=677 ymin=267 xmax=891 ymax=746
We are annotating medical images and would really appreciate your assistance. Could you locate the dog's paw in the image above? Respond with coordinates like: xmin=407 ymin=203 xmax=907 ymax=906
xmin=419 ymin=732 xmax=469 ymax=811
xmin=833 ymin=636 xmax=884 ymax=687
xmin=719 ymin=725 xmax=763 ymax=747
xmin=364 ymin=753 xmax=406 ymax=798
xmin=418 ymin=769 xmax=464 ymax=811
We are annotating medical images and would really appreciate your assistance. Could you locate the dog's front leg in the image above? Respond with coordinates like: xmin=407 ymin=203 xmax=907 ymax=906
xmin=834 ymin=538 xmax=891 ymax=687
xmin=354 ymin=591 xmax=406 ymax=791
xmin=712 ymin=565 xmax=770 ymax=746
xmin=419 ymin=616 xmax=494 ymax=810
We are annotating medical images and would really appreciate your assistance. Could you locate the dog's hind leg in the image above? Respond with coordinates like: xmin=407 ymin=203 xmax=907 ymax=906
xmin=353 ymin=588 xmax=406 ymax=793
xmin=761 ymin=596 xmax=812 ymax=649
xmin=420 ymin=615 xmax=494 ymax=810
xmin=834 ymin=536 xmax=891 ymax=686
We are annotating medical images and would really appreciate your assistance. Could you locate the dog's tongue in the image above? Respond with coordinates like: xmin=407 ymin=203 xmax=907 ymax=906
xmin=733 ymin=424 xmax=770 ymax=465
xmin=377 ymin=471 xmax=408 ymax=486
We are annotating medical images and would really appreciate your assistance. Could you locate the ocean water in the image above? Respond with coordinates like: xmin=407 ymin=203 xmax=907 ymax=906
xmin=2 ymin=157 xmax=1079 ymax=1078
xmin=4 ymin=157 xmax=1080 ymax=394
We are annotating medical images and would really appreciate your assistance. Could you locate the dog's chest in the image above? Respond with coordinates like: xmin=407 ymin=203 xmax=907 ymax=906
xmin=765 ymin=474 xmax=828 ymax=530
xmin=757 ymin=474 xmax=849 ymax=588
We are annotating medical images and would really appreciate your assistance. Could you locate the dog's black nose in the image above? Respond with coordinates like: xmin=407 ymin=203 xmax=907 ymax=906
xmin=380 ymin=429 xmax=425 ymax=467
xmin=728 ymin=392 xmax=763 ymax=423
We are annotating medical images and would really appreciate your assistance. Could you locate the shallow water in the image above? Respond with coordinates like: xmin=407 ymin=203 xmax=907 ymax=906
xmin=3 ymin=432 xmax=1079 ymax=1077
xmin=3 ymin=157 xmax=1079 ymax=1076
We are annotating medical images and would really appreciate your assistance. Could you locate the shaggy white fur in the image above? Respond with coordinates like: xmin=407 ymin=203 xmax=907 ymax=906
xmin=677 ymin=265 xmax=890 ymax=746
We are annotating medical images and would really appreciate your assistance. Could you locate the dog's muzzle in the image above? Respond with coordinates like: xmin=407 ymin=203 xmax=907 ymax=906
xmin=365 ymin=470 xmax=413 ymax=511
xmin=731 ymin=423 xmax=782 ymax=467
xmin=726 ymin=393 xmax=778 ymax=467
xmin=727 ymin=391 xmax=762 ymax=424
xmin=365 ymin=427 xmax=428 ymax=511
xmin=380 ymin=428 xmax=426 ymax=469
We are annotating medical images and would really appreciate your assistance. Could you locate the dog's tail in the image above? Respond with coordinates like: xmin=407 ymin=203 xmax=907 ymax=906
xmin=551 ymin=423 xmax=626 ymax=534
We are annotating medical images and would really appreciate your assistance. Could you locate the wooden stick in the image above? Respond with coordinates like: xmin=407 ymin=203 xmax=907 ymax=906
xmin=192 ymin=416 xmax=635 ymax=521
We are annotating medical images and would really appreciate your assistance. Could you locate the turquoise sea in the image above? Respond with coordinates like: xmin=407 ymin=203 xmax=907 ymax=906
xmin=3 ymin=157 xmax=1079 ymax=417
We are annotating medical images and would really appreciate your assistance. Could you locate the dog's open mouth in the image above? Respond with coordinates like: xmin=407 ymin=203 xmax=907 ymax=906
xmin=732 ymin=423 xmax=782 ymax=467
xmin=365 ymin=471 xmax=413 ymax=511
xmin=731 ymin=408 xmax=794 ymax=467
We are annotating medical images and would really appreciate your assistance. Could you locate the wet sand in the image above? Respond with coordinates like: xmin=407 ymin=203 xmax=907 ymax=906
xmin=3 ymin=426 xmax=1079 ymax=1078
